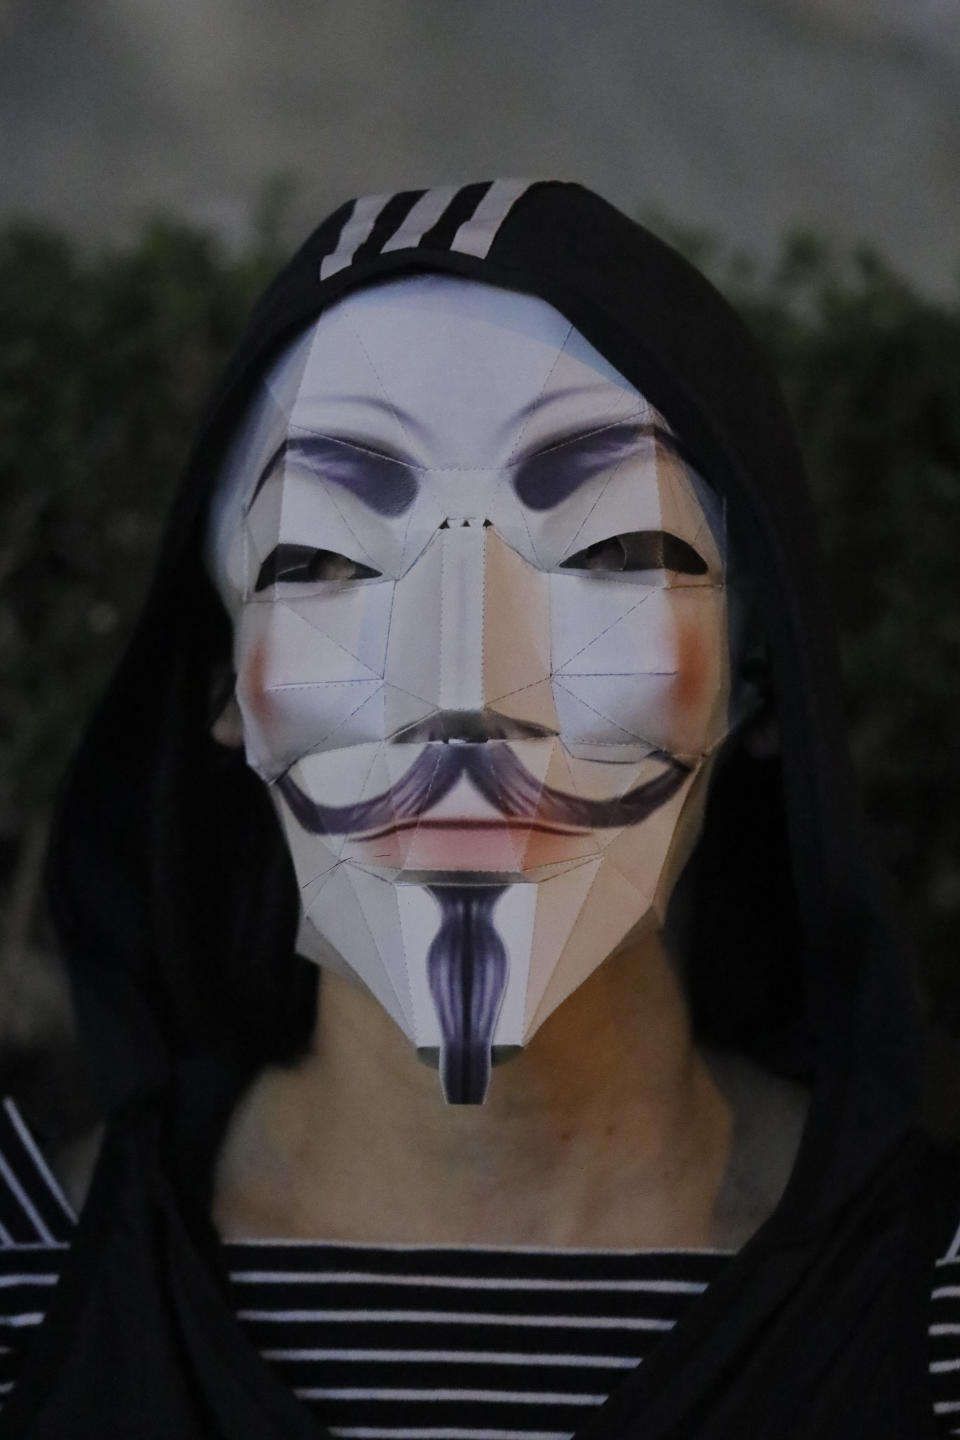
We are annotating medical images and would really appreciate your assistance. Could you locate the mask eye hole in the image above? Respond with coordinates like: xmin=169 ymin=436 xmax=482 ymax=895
xmin=254 ymin=544 xmax=382 ymax=591
xmin=560 ymin=530 xmax=708 ymax=576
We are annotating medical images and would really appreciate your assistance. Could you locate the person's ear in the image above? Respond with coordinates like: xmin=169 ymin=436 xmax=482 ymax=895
xmin=208 ymin=662 xmax=244 ymax=749
xmin=737 ymin=654 xmax=780 ymax=759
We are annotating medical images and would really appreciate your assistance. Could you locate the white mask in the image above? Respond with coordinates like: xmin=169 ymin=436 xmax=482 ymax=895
xmin=208 ymin=275 xmax=736 ymax=1103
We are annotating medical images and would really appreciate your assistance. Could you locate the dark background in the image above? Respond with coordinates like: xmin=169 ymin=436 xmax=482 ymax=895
xmin=2 ymin=0 xmax=959 ymax=1134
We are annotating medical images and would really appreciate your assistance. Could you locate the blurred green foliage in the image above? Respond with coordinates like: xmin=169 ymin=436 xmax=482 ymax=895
xmin=730 ymin=237 xmax=960 ymax=1025
xmin=1 ymin=216 xmax=959 ymax=1030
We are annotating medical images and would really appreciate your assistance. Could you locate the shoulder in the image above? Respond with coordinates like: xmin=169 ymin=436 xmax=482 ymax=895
xmin=0 ymin=1092 xmax=103 ymax=1221
xmin=928 ymin=1142 xmax=960 ymax=1437
xmin=931 ymin=1223 xmax=960 ymax=1436
xmin=39 ymin=1124 xmax=105 ymax=1216
xmin=0 ymin=1096 xmax=80 ymax=1245
xmin=0 ymin=1096 xmax=79 ymax=1410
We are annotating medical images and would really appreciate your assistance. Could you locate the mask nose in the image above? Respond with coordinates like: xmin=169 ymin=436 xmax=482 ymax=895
xmin=436 ymin=516 xmax=487 ymax=711
xmin=385 ymin=518 xmax=553 ymax=725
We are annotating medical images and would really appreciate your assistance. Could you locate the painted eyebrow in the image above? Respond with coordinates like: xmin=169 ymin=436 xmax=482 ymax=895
xmin=249 ymin=434 xmax=418 ymax=516
xmin=513 ymin=421 xmax=690 ymax=512
xmin=248 ymin=419 xmax=693 ymax=518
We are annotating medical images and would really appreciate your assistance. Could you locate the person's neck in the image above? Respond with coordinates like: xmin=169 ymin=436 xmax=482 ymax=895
xmin=212 ymin=928 xmax=773 ymax=1250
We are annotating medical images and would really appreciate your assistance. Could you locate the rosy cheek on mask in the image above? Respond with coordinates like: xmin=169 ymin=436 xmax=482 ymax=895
xmin=241 ymin=639 xmax=273 ymax=732
xmin=671 ymin=613 xmax=716 ymax=737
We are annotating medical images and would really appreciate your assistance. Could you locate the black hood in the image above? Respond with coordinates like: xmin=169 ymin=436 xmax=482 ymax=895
xmin=46 ymin=180 xmax=920 ymax=1237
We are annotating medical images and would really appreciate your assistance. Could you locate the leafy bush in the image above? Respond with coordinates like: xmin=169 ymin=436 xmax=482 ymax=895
xmin=731 ymin=237 xmax=960 ymax=1027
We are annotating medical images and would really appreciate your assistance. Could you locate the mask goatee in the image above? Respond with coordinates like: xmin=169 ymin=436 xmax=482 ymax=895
xmin=426 ymin=886 xmax=508 ymax=1104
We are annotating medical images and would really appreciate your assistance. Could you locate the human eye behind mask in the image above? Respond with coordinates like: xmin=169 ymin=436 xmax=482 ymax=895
xmin=559 ymin=530 xmax=709 ymax=577
xmin=205 ymin=273 xmax=751 ymax=1105
xmin=254 ymin=544 xmax=382 ymax=588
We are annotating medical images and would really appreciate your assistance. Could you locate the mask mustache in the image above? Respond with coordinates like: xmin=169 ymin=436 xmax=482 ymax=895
xmin=275 ymin=745 xmax=464 ymax=836
xmin=467 ymin=743 xmax=690 ymax=828
xmin=275 ymin=739 xmax=691 ymax=837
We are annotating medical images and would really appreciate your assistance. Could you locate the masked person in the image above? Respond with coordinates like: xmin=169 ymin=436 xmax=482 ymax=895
xmin=0 ymin=181 xmax=957 ymax=1438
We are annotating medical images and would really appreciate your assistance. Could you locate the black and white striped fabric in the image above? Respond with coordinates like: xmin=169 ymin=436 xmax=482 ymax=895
xmin=930 ymin=1227 xmax=960 ymax=1436
xmin=1 ymin=1095 xmax=957 ymax=1437
xmin=314 ymin=179 xmax=539 ymax=282
xmin=0 ymin=1098 xmax=74 ymax=1408
xmin=227 ymin=1239 xmax=727 ymax=1439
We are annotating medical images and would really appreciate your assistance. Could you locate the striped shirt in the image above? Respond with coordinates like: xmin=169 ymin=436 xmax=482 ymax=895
xmin=0 ymin=1097 xmax=955 ymax=1437
xmin=226 ymin=1239 xmax=728 ymax=1438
